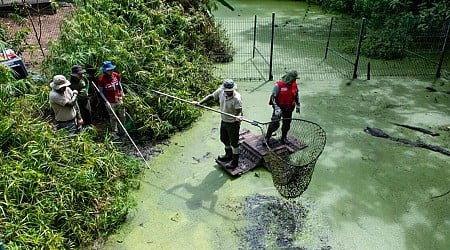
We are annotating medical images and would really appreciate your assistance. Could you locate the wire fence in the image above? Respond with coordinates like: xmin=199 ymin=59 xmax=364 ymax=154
xmin=3 ymin=5 xmax=449 ymax=81
xmin=215 ymin=14 xmax=450 ymax=81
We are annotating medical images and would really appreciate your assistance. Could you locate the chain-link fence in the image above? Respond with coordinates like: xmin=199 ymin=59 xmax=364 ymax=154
xmin=215 ymin=14 xmax=450 ymax=81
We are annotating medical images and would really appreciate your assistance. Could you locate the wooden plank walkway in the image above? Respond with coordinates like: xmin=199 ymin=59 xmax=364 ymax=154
xmin=216 ymin=129 xmax=307 ymax=176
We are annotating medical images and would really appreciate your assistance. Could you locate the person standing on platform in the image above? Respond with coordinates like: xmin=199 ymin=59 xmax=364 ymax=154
xmin=194 ymin=79 xmax=243 ymax=169
xmin=265 ymin=70 xmax=300 ymax=144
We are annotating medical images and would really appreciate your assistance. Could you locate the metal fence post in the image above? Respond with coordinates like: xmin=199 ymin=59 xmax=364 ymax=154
xmin=353 ymin=17 xmax=366 ymax=79
xmin=269 ymin=12 xmax=275 ymax=81
xmin=325 ymin=17 xmax=334 ymax=59
xmin=436 ymin=20 xmax=450 ymax=78
xmin=252 ymin=15 xmax=257 ymax=59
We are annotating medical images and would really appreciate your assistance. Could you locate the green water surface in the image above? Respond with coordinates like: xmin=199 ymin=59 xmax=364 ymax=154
xmin=103 ymin=1 xmax=450 ymax=249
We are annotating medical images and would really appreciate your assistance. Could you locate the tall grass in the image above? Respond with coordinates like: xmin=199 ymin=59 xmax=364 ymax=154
xmin=1 ymin=65 xmax=143 ymax=248
xmin=1 ymin=0 xmax=235 ymax=248
xmin=42 ymin=0 xmax=234 ymax=140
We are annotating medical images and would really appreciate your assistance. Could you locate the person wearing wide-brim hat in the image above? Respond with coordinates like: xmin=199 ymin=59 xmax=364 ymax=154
xmin=97 ymin=61 xmax=125 ymax=140
xmin=265 ymin=70 xmax=301 ymax=145
xmin=193 ymin=79 xmax=244 ymax=169
xmin=69 ymin=65 xmax=92 ymax=126
xmin=49 ymin=74 xmax=83 ymax=134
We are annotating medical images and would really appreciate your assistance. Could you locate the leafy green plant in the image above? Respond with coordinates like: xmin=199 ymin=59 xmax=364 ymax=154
xmin=42 ymin=0 xmax=230 ymax=140
xmin=0 ymin=84 xmax=143 ymax=248
xmin=362 ymin=28 xmax=406 ymax=60
xmin=319 ymin=0 xmax=450 ymax=60
xmin=2 ymin=0 xmax=237 ymax=248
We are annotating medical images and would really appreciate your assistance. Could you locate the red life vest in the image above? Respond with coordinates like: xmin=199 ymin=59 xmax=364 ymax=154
xmin=275 ymin=80 xmax=297 ymax=108
xmin=98 ymin=71 xmax=122 ymax=103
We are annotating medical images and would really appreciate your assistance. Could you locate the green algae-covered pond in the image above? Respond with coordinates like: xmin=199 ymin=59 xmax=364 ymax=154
xmin=103 ymin=1 xmax=450 ymax=249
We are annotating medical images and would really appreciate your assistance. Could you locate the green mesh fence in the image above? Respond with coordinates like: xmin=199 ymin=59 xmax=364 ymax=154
xmin=215 ymin=15 xmax=450 ymax=80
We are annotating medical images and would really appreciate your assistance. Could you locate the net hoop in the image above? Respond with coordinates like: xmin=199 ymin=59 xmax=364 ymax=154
xmin=261 ymin=118 xmax=327 ymax=198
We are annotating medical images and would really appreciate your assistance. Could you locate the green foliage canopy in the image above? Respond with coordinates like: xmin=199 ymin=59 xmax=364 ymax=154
xmin=315 ymin=0 xmax=450 ymax=59
xmin=1 ymin=0 xmax=235 ymax=248
xmin=43 ymin=0 xmax=233 ymax=139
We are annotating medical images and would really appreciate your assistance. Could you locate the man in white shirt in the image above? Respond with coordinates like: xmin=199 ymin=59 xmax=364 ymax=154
xmin=195 ymin=79 xmax=243 ymax=169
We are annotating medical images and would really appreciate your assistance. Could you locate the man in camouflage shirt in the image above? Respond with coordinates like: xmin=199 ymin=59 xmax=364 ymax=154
xmin=69 ymin=65 xmax=92 ymax=126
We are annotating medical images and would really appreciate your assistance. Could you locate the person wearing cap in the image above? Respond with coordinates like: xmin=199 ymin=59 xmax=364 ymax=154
xmin=193 ymin=79 xmax=243 ymax=169
xmin=69 ymin=65 xmax=92 ymax=126
xmin=265 ymin=70 xmax=301 ymax=144
xmin=49 ymin=75 xmax=83 ymax=134
xmin=97 ymin=61 xmax=125 ymax=139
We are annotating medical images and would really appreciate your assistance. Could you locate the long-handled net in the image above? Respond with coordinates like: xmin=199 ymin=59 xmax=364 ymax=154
xmin=260 ymin=118 xmax=327 ymax=198
xmin=151 ymin=90 xmax=326 ymax=198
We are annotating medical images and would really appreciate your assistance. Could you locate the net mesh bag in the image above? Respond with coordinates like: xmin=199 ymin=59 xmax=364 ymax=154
xmin=262 ymin=118 xmax=326 ymax=198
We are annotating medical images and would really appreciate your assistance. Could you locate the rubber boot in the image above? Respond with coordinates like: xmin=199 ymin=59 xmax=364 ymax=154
xmin=264 ymin=134 xmax=271 ymax=145
xmin=226 ymin=154 xmax=239 ymax=169
xmin=264 ymin=130 xmax=274 ymax=146
xmin=218 ymin=148 xmax=232 ymax=162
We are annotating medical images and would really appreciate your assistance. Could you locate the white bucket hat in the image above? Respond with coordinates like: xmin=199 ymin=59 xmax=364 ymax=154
xmin=50 ymin=75 xmax=71 ymax=90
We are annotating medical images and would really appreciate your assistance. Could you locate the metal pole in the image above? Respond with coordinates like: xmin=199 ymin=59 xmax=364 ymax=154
xmin=269 ymin=12 xmax=275 ymax=81
xmin=436 ymin=20 xmax=450 ymax=78
xmin=353 ymin=17 xmax=366 ymax=79
xmin=252 ymin=15 xmax=257 ymax=59
xmin=91 ymin=82 xmax=150 ymax=168
xmin=151 ymin=90 xmax=261 ymax=126
xmin=325 ymin=17 xmax=334 ymax=59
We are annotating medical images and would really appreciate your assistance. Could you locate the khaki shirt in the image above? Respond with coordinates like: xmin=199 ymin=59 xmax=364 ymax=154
xmin=49 ymin=88 xmax=76 ymax=122
xmin=212 ymin=87 xmax=242 ymax=123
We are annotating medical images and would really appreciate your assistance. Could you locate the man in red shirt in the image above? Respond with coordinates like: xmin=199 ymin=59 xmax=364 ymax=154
xmin=265 ymin=70 xmax=301 ymax=145
xmin=97 ymin=61 xmax=125 ymax=140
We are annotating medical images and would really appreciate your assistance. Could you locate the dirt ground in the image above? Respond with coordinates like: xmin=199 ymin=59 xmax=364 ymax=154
xmin=0 ymin=3 xmax=74 ymax=71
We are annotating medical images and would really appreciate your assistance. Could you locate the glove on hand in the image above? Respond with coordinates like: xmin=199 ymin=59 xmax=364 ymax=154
xmin=274 ymin=107 xmax=282 ymax=117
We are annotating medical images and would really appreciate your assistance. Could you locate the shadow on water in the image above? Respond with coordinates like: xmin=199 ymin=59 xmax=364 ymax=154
xmin=146 ymin=167 xmax=237 ymax=220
